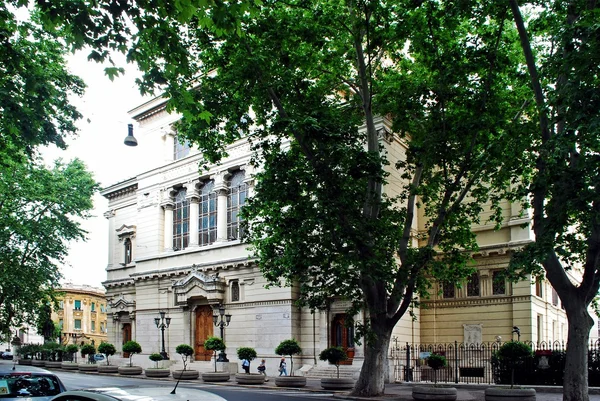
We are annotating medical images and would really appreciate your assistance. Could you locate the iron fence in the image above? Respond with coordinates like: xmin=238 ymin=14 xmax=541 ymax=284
xmin=391 ymin=340 xmax=600 ymax=386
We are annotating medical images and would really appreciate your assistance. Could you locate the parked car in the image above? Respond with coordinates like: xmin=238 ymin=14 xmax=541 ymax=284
xmin=1 ymin=351 xmax=13 ymax=360
xmin=50 ymin=387 xmax=227 ymax=401
xmin=0 ymin=366 xmax=67 ymax=400
xmin=92 ymin=354 xmax=105 ymax=362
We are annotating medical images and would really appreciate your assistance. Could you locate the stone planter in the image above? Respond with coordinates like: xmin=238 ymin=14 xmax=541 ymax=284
xmin=118 ymin=366 xmax=143 ymax=375
xmin=320 ymin=377 xmax=355 ymax=390
xmin=201 ymin=372 xmax=231 ymax=382
xmin=172 ymin=370 xmax=199 ymax=380
xmin=18 ymin=360 xmax=32 ymax=366
xmin=275 ymin=376 xmax=307 ymax=388
xmin=235 ymin=373 xmax=265 ymax=385
xmin=61 ymin=362 xmax=79 ymax=370
xmin=144 ymin=368 xmax=171 ymax=378
xmin=98 ymin=365 xmax=119 ymax=373
xmin=485 ymin=387 xmax=536 ymax=401
xmin=44 ymin=361 xmax=62 ymax=369
xmin=31 ymin=360 xmax=46 ymax=367
xmin=412 ymin=385 xmax=458 ymax=401
xmin=78 ymin=364 xmax=98 ymax=372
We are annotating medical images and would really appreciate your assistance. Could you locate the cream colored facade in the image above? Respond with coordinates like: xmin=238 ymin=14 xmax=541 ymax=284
xmin=101 ymin=95 xmax=594 ymax=376
xmin=51 ymin=284 xmax=108 ymax=347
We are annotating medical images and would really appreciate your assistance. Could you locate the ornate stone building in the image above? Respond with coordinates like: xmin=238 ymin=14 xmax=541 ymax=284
xmin=51 ymin=283 xmax=108 ymax=347
xmin=101 ymin=94 xmax=594 ymax=376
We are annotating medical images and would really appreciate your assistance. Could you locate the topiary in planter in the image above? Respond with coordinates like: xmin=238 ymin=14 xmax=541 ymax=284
xmin=204 ymin=337 xmax=226 ymax=372
xmin=80 ymin=344 xmax=96 ymax=364
xmin=496 ymin=341 xmax=533 ymax=388
xmin=175 ymin=344 xmax=194 ymax=371
xmin=65 ymin=344 xmax=79 ymax=363
xmin=122 ymin=341 xmax=142 ymax=367
xmin=319 ymin=347 xmax=348 ymax=378
xmin=149 ymin=353 xmax=164 ymax=368
xmin=145 ymin=354 xmax=170 ymax=378
xmin=97 ymin=342 xmax=117 ymax=366
xmin=236 ymin=347 xmax=257 ymax=373
xmin=426 ymin=353 xmax=447 ymax=384
xmin=275 ymin=339 xmax=302 ymax=376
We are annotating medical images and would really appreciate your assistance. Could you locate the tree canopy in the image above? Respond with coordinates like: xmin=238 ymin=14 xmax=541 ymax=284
xmin=0 ymin=157 xmax=98 ymax=341
xmin=30 ymin=0 xmax=597 ymax=398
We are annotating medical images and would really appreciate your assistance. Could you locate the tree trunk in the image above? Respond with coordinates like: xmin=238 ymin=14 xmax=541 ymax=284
xmin=350 ymin=326 xmax=391 ymax=397
xmin=563 ymin=302 xmax=594 ymax=401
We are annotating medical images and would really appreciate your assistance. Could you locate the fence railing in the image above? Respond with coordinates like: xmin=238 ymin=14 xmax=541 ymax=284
xmin=391 ymin=340 xmax=600 ymax=385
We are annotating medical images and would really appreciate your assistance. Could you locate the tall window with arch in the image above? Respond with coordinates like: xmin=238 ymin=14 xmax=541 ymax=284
xmin=173 ymin=189 xmax=189 ymax=250
xmin=227 ymin=171 xmax=247 ymax=240
xmin=124 ymin=238 xmax=132 ymax=264
xmin=231 ymin=281 xmax=240 ymax=302
xmin=199 ymin=180 xmax=217 ymax=246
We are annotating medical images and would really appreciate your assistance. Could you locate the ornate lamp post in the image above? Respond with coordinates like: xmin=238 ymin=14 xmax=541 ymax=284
xmin=154 ymin=311 xmax=171 ymax=360
xmin=213 ymin=305 xmax=231 ymax=362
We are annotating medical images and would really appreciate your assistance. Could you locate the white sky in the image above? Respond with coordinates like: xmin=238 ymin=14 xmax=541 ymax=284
xmin=42 ymin=52 xmax=147 ymax=288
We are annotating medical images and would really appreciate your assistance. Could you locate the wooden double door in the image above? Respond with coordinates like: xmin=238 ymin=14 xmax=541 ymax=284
xmin=194 ymin=305 xmax=214 ymax=361
xmin=331 ymin=314 xmax=355 ymax=365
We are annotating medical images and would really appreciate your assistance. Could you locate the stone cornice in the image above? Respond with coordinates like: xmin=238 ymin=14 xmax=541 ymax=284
xmin=103 ymin=183 xmax=138 ymax=201
xmin=129 ymin=257 xmax=254 ymax=282
xmin=422 ymin=295 xmax=532 ymax=309
xmin=102 ymin=278 xmax=135 ymax=289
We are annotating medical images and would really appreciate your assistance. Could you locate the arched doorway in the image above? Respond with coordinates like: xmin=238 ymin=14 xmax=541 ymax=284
xmin=331 ymin=314 xmax=355 ymax=365
xmin=194 ymin=305 xmax=214 ymax=361
xmin=122 ymin=323 xmax=132 ymax=358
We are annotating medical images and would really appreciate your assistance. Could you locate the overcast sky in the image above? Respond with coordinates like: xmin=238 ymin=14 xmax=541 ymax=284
xmin=42 ymin=52 xmax=147 ymax=289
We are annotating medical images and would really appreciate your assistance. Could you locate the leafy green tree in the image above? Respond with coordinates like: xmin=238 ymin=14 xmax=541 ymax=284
xmin=0 ymin=2 xmax=85 ymax=164
xmin=35 ymin=0 xmax=531 ymax=396
xmin=80 ymin=344 xmax=96 ymax=364
xmin=275 ymin=339 xmax=302 ymax=377
xmin=0 ymin=158 xmax=98 ymax=341
xmin=65 ymin=344 xmax=79 ymax=362
xmin=175 ymin=344 xmax=194 ymax=371
xmin=149 ymin=353 xmax=164 ymax=369
xmin=237 ymin=347 xmax=257 ymax=372
xmin=122 ymin=340 xmax=142 ymax=367
xmin=319 ymin=347 xmax=347 ymax=379
xmin=507 ymin=2 xmax=600 ymax=400
xmin=97 ymin=342 xmax=116 ymax=366
xmin=426 ymin=354 xmax=447 ymax=384
xmin=204 ymin=336 xmax=226 ymax=372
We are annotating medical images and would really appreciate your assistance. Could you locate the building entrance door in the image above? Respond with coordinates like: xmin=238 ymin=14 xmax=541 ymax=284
xmin=331 ymin=314 xmax=355 ymax=365
xmin=122 ymin=323 xmax=132 ymax=358
xmin=195 ymin=305 xmax=214 ymax=361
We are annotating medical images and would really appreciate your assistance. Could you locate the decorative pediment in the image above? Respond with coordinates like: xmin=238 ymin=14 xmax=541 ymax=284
xmin=172 ymin=270 xmax=226 ymax=305
xmin=116 ymin=224 xmax=136 ymax=239
xmin=110 ymin=296 xmax=136 ymax=314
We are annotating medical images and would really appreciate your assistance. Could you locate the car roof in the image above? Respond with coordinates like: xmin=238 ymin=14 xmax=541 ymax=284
xmin=52 ymin=387 xmax=227 ymax=401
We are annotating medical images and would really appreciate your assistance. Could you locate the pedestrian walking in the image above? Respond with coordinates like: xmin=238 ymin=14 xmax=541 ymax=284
xmin=278 ymin=357 xmax=287 ymax=376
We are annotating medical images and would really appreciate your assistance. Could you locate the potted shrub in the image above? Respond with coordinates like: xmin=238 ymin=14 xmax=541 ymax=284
xmin=17 ymin=344 xmax=33 ymax=365
xmin=31 ymin=344 xmax=45 ymax=366
xmin=79 ymin=344 xmax=98 ymax=371
xmin=235 ymin=347 xmax=263 ymax=384
xmin=485 ymin=341 xmax=536 ymax=401
xmin=43 ymin=343 xmax=62 ymax=368
xmin=201 ymin=337 xmax=230 ymax=382
xmin=61 ymin=344 xmax=80 ymax=370
xmin=97 ymin=342 xmax=118 ymax=373
xmin=118 ymin=340 xmax=142 ymax=375
xmin=172 ymin=344 xmax=199 ymax=380
xmin=319 ymin=346 xmax=354 ymax=390
xmin=145 ymin=353 xmax=171 ymax=378
xmin=412 ymin=353 xmax=457 ymax=401
xmin=274 ymin=339 xmax=306 ymax=387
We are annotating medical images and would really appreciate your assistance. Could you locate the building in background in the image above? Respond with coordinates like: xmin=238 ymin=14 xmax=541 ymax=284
xmin=51 ymin=283 xmax=108 ymax=347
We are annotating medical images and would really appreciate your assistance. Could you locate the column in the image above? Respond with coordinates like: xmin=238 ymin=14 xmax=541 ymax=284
xmin=104 ymin=210 xmax=116 ymax=268
xmin=163 ymin=203 xmax=174 ymax=252
xmin=185 ymin=182 xmax=200 ymax=247
xmin=214 ymin=172 xmax=229 ymax=242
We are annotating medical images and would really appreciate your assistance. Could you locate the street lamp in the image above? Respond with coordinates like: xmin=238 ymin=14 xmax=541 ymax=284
xmin=213 ymin=305 xmax=231 ymax=362
xmin=154 ymin=311 xmax=171 ymax=360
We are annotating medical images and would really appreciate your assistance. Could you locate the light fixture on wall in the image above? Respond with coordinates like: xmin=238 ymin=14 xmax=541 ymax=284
xmin=124 ymin=123 xmax=138 ymax=147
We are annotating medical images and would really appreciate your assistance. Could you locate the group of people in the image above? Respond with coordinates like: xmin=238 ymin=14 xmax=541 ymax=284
xmin=240 ymin=357 xmax=288 ymax=377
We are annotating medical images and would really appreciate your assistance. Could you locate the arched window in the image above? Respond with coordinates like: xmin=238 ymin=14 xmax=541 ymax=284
xmin=231 ymin=281 xmax=240 ymax=302
xmin=124 ymin=238 xmax=132 ymax=264
xmin=173 ymin=189 xmax=189 ymax=250
xmin=199 ymin=180 xmax=217 ymax=246
xmin=227 ymin=171 xmax=247 ymax=240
